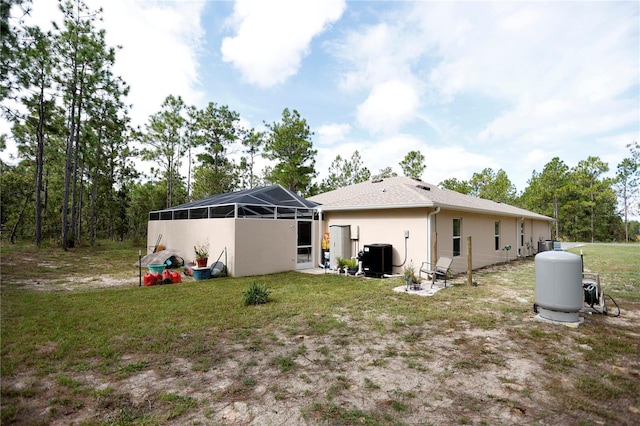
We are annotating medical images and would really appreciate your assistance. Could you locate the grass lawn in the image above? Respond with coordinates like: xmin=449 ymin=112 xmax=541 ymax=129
xmin=1 ymin=241 xmax=639 ymax=425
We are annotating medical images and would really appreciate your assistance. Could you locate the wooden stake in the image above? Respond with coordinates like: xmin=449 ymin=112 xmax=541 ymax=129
xmin=467 ymin=236 xmax=473 ymax=286
xmin=138 ymin=249 xmax=142 ymax=287
xmin=432 ymin=232 xmax=438 ymax=267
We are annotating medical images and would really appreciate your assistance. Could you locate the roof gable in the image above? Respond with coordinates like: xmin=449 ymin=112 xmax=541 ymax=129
xmin=308 ymin=176 xmax=552 ymax=220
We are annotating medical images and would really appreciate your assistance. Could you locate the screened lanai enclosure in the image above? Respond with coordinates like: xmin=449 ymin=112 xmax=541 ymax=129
xmin=147 ymin=185 xmax=319 ymax=277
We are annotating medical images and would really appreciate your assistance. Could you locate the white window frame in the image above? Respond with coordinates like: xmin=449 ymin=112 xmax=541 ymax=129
xmin=453 ymin=218 xmax=461 ymax=257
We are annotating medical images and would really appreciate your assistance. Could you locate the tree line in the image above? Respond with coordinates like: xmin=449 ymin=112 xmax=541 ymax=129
xmin=440 ymin=149 xmax=640 ymax=243
xmin=1 ymin=0 xmax=639 ymax=248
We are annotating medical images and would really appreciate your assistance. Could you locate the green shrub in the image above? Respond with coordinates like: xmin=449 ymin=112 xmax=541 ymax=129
xmin=242 ymin=282 xmax=271 ymax=306
xmin=343 ymin=258 xmax=358 ymax=269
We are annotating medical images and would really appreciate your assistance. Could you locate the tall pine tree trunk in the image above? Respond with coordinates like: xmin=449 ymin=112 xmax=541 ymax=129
xmin=62 ymin=98 xmax=77 ymax=250
xmin=35 ymin=87 xmax=46 ymax=246
xmin=71 ymin=78 xmax=84 ymax=242
xmin=90 ymin=126 xmax=102 ymax=245
xmin=167 ymin=155 xmax=173 ymax=208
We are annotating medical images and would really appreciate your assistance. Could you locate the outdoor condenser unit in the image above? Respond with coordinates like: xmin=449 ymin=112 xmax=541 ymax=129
xmin=362 ymin=244 xmax=392 ymax=278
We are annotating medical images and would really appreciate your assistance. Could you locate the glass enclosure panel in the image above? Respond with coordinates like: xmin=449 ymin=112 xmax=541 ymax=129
xmin=174 ymin=210 xmax=189 ymax=220
xmin=237 ymin=205 xmax=275 ymax=218
xmin=149 ymin=212 xmax=160 ymax=221
xmin=276 ymin=207 xmax=296 ymax=219
xmin=297 ymin=209 xmax=313 ymax=219
xmin=160 ymin=211 xmax=172 ymax=220
xmin=189 ymin=208 xmax=208 ymax=219
xmin=209 ymin=205 xmax=235 ymax=218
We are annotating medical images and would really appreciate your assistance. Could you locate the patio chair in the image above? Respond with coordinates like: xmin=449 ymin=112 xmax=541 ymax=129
xmin=419 ymin=257 xmax=453 ymax=288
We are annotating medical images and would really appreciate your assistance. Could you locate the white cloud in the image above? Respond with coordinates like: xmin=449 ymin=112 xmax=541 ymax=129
xmin=11 ymin=0 xmax=206 ymax=128
xmin=2 ymin=0 xmax=205 ymax=167
xmin=500 ymin=7 xmax=540 ymax=32
xmin=524 ymin=149 xmax=557 ymax=171
xmin=423 ymin=145 xmax=500 ymax=185
xmin=478 ymin=98 xmax=639 ymax=146
xmin=329 ymin=1 xmax=637 ymax=190
xmin=317 ymin=123 xmax=351 ymax=146
xmin=411 ymin=2 xmax=639 ymax=146
xmin=221 ymin=0 xmax=346 ymax=88
xmin=97 ymin=0 xmax=206 ymax=126
xmin=335 ymin=21 xmax=425 ymax=93
xmin=356 ymin=80 xmax=420 ymax=134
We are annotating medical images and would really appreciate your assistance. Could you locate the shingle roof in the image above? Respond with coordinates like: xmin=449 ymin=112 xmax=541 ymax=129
xmin=153 ymin=185 xmax=318 ymax=212
xmin=308 ymin=176 xmax=552 ymax=220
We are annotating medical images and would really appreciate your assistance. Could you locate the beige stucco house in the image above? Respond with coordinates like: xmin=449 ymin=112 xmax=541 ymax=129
xmin=147 ymin=177 xmax=552 ymax=278
xmin=308 ymin=176 xmax=553 ymax=275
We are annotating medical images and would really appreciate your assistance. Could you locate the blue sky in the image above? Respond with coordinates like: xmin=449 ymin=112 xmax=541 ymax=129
xmin=8 ymin=0 xmax=640 ymax=193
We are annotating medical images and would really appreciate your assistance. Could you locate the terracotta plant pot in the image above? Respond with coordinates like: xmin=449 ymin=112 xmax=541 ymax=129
xmin=196 ymin=258 xmax=208 ymax=268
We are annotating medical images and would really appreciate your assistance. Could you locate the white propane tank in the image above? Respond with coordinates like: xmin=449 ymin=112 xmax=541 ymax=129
xmin=535 ymin=251 xmax=583 ymax=322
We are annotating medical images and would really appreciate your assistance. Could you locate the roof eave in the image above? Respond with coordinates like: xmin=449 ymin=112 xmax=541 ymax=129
xmin=433 ymin=203 xmax=554 ymax=221
xmin=317 ymin=202 xmax=435 ymax=212
xmin=318 ymin=201 xmax=553 ymax=221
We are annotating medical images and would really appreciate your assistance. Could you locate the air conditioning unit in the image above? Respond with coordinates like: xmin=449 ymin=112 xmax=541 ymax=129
xmin=362 ymin=244 xmax=392 ymax=277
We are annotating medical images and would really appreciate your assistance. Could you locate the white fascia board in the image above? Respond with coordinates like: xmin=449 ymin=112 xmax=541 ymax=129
xmin=317 ymin=202 xmax=435 ymax=212
xmin=318 ymin=202 xmax=552 ymax=221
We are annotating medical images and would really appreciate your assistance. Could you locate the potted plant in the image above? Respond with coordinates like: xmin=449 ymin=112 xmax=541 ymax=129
xmin=336 ymin=257 xmax=348 ymax=274
xmin=344 ymin=258 xmax=359 ymax=275
xmin=403 ymin=261 xmax=420 ymax=290
xmin=194 ymin=242 xmax=209 ymax=268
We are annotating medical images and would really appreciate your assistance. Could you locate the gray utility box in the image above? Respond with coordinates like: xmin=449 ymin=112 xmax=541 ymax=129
xmin=330 ymin=225 xmax=351 ymax=269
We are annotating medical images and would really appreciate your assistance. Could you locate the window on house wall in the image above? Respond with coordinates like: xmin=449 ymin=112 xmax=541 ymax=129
xmin=495 ymin=221 xmax=500 ymax=251
xmin=453 ymin=218 xmax=461 ymax=257
xmin=520 ymin=222 xmax=525 ymax=247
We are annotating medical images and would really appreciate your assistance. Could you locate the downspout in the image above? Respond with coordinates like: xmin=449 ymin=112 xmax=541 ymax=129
xmin=427 ymin=207 xmax=441 ymax=266
xmin=317 ymin=208 xmax=323 ymax=267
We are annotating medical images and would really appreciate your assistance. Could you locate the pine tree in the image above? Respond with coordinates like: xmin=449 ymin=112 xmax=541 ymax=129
xmin=263 ymin=108 xmax=317 ymax=195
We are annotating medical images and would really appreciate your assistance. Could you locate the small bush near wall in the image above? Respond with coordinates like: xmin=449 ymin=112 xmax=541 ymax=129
xmin=242 ymin=282 xmax=271 ymax=306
